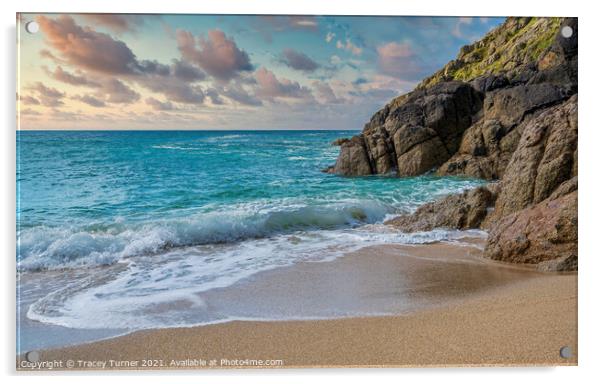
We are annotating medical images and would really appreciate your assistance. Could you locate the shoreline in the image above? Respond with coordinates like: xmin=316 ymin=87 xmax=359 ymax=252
xmin=18 ymin=240 xmax=577 ymax=370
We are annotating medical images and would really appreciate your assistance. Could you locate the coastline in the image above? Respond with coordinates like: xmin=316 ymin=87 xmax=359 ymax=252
xmin=19 ymin=240 xmax=577 ymax=370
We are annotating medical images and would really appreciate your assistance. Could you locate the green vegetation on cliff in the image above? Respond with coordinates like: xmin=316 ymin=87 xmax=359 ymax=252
xmin=419 ymin=17 xmax=562 ymax=88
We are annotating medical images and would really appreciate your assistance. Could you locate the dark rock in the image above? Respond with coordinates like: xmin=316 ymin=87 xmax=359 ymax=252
xmin=483 ymin=83 xmax=568 ymax=129
xmin=470 ymin=74 xmax=509 ymax=93
xmin=329 ymin=81 xmax=482 ymax=177
xmin=330 ymin=135 xmax=372 ymax=176
xmin=331 ymin=138 xmax=350 ymax=146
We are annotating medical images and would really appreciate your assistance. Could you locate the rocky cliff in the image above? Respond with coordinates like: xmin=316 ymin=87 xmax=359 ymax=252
xmin=328 ymin=17 xmax=578 ymax=271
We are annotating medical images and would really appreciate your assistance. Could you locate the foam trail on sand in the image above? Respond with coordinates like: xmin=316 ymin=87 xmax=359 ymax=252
xmin=26 ymin=226 xmax=486 ymax=330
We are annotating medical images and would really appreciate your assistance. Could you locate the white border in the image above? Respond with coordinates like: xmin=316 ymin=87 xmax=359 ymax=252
xmin=2 ymin=1 xmax=600 ymax=383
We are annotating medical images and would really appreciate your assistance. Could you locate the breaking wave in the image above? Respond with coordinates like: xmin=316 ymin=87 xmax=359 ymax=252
xmin=17 ymin=199 xmax=392 ymax=271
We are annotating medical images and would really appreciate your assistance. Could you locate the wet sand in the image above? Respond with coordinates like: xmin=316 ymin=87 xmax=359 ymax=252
xmin=19 ymin=241 xmax=577 ymax=369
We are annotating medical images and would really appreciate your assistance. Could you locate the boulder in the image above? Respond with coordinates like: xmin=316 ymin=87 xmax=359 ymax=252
xmin=329 ymin=136 xmax=372 ymax=176
xmin=386 ymin=185 xmax=498 ymax=232
xmin=484 ymin=177 xmax=577 ymax=271
xmin=331 ymin=138 xmax=350 ymax=146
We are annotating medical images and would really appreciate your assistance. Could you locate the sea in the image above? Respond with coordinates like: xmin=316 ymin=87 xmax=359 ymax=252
xmin=16 ymin=130 xmax=486 ymax=352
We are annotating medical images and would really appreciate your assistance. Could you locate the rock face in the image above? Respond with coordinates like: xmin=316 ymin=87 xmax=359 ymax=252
xmin=439 ymin=83 xmax=571 ymax=179
xmin=329 ymin=17 xmax=576 ymax=180
xmin=329 ymin=82 xmax=482 ymax=176
xmin=329 ymin=17 xmax=578 ymax=271
xmin=485 ymin=177 xmax=577 ymax=271
xmin=490 ymin=95 xmax=577 ymax=220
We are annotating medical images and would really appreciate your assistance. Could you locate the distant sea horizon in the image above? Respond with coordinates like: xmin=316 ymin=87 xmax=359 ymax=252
xmin=18 ymin=128 xmax=365 ymax=132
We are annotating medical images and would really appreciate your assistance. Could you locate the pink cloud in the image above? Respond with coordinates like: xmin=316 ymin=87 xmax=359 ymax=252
xmin=377 ymin=41 xmax=427 ymax=80
xmin=37 ymin=15 xmax=140 ymax=75
xmin=79 ymin=14 xmax=155 ymax=33
xmin=254 ymin=67 xmax=312 ymax=100
xmin=176 ymin=29 xmax=252 ymax=81
xmin=27 ymin=82 xmax=65 ymax=107
xmin=217 ymin=82 xmax=262 ymax=106
xmin=44 ymin=66 xmax=100 ymax=88
xmin=312 ymin=81 xmax=344 ymax=104
xmin=100 ymin=79 xmax=140 ymax=104
xmin=72 ymin=94 xmax=106 ymax=107
xmin=145 ymin=97 xmax=174 ymax=111
xmin=281 ymin=49 xmax=319 ymax=72
xmin=19 ymin=95 xmax=40 ymax=106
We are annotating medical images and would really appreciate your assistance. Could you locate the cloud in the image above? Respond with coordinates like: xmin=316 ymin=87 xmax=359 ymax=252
xmin=330 ymin=55 xmax=342 ymax=65
xmin=101 ymin=79 xmax=140 ymax=103
xmin=137 ymin=76 xmax=205 ymax=104
xmin=127 ymin=60 xmax=206 ymax=104
xmin=452 ymin=17 xmax=474 ymax=38
xmin=28 ymin=82 xmax=65 ymax=107
xmin=258 ymin=16 xmax=319 ymax=31
xmin=292 ymin=18 xmax=318 ymax=29
xmin=217 ymin=83 xmax=263 ymax=106
xmin=312 ymin=81 xmax=344 ymax=104
xmin=205 ymin=88 xmax=224 ymax=105
xmin=145 ymin=97 xmax=174 ymax=111
xmin=176 ymin=29 xmax=253 ymax=81
xmin=280 ymin=49 xmax=319 ymax=72
xmin=72 ymin=94 xmax=107 ymax=107
xmin=325 ymin=32 xmax=336 ymax=43
xmin=39 ymin=49 xmax=63 ymax=63
xmin=38 ymin=16 xmax=209 ymax=106
xmin=353 ymin=77 xmax=368 ymax=85
xmin=44 ymin=65 xmax=165 ymax=105
xmin=44 ymin=66 xmax=100 ymax=87
xmin=377 ymin=41 xmax=428 ymax=80
xmin=171 ymin=59 xmax=206 ymax=82
xmin=37 ymin=15 xmax=142 ymax=75
xmin=336 ymin=39 xmax=363 ymax=56
xmin=79 ymin=14 xmax=156 ymax=33
xmin=255 ymin=67 xmax=312 ymax=100
xmin=20 ymin=108 xmax=42 ymax=116
xmin=19 ymin=95 xmax=40 ymax=105
xmin=250 ymin=16 xmax=319 ymax=43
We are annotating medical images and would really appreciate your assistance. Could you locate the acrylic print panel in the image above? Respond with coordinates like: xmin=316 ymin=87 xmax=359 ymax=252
xmin=16 ymin=13 xmax=577 ymax=370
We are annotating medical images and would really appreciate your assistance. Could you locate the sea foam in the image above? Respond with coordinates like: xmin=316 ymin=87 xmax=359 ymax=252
xmin=17 ymin=199 xmax=391 ymax=271
xmin=25 ymin=226 xmax=487 ymax=330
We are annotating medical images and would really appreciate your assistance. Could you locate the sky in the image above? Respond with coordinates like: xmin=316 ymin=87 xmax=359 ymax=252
xmin=17 ymin=14 xmax=504 ymax=130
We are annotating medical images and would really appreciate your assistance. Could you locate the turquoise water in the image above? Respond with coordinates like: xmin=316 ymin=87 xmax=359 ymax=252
xmin=17 ymin=130 xmax=483 ymax=271
xmin=17 ymin=130 xmax=485 ymax=337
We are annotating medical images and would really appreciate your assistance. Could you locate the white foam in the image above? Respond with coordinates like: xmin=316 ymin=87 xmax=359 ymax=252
xmin=25 ymin=226 xmax=486 ymax=330
xmin=17 ymin=199 xmax=393 ymax=271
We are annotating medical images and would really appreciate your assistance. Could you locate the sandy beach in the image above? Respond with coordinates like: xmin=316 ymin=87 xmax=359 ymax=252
xmin=18 ymin=241 xmax=577 ymax=370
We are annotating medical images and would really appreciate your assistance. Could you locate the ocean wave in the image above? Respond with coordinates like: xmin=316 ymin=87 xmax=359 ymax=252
xmin=24 ymin=226 xmax=487 ymax=330
xmin=17 ymin=200 xmax=391 ymax=271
